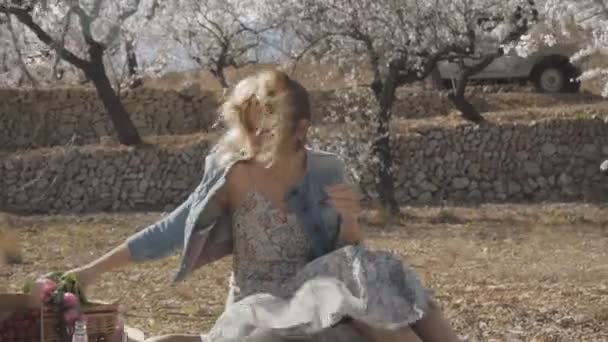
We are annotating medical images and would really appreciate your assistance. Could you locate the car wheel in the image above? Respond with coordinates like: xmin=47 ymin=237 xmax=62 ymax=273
xmin=532 ymin=61 xmax=580 ymax=93
xmin=534 ymin=66 xmax=566 ymax=93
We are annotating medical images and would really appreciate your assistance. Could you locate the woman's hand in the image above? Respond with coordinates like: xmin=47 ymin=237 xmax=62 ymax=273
xmin=59 ymin=242 xmax=131 ymax=290
xmin=326 ymin=184 xmax=363 ymax=244
xmin=62 ymin=266 xmax=98 ymax=290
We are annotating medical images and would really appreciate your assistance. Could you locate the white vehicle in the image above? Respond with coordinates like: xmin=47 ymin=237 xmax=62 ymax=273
xmin=437 ymin=43 xmax=581 ymax=93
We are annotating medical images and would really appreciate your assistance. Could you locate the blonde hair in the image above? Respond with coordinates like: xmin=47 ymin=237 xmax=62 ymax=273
xmin=217 ymin=69 xmax=311 ymax=164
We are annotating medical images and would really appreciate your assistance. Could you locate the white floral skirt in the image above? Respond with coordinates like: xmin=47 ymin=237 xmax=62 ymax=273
xmin=200 ymin=245 xmax=431 ymax=342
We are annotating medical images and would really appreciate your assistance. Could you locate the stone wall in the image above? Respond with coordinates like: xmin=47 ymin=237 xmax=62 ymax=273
xmin=385 ymin=118 xmax=608 ymax=203
xmin=0 ymin=87 xmax=220 ymax=151
xmin=0 ymin=86 xmax=456 ymax=151
xmin=2 ymin=117 xmax=608 ymax=215
xmin=0 ymin=137 xmax=212 ymax=214
xmin=3 ymin=84 xmax=600 ymax=152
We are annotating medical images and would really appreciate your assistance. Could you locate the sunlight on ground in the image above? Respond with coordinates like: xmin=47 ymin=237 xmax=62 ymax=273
xmin=1 ymin=204 xmax=607 ymax=341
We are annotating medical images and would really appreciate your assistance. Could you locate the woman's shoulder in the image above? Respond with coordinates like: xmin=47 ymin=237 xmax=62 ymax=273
xmin=306 ymin=148 xmax=345 ymax=179
xmin=193 ymin=142 xmax=250 ymax=207
xmin=204 ymin=142 xmax=249 ymax=172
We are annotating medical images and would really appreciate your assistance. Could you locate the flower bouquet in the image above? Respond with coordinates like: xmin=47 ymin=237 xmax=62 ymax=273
xmin=21 ymin=271 xmax=119 ymax=342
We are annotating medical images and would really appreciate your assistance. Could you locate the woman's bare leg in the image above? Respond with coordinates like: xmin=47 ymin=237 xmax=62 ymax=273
xmin=411 ymin=299 xmax=461 ymax=342
xmin=351 ymin=320 xmax=423 ymax=342
xmin=384 ymin=328 xmax=424 ymax=342
xmin=143 ymin=334 xmax=202 ymax=342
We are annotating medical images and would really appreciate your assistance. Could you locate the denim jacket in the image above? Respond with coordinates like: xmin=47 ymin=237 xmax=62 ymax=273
xmin=126 ymin=145 xmax=347 ymax=283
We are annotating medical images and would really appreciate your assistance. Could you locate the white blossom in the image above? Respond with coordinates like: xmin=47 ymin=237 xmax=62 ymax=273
xmin=532 ymin=0 xmax=608 ymax=96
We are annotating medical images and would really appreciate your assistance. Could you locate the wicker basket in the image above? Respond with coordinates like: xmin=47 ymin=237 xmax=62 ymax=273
xmin=42 ymin=301 xmax=119 ymax=342
xmin=0 ymin=293 xmax=119 ymax=342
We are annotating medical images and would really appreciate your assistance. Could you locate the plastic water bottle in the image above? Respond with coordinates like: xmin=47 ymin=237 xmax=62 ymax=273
xmin=72 ymin=319 xmax=88 ymax=342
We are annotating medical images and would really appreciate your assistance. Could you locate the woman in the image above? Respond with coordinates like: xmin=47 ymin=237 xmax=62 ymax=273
xmin=65 ymin=70 xmax=460 ymax=342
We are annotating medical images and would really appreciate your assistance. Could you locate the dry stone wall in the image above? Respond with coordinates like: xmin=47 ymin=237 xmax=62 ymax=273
xmin=3 ymin=84 xmax=603 ymax=152
xmin=0 ymin=87 xmax=220 ymax=151
xmin=1 ymin=138 xmax=212 ymax=214
xmin=385 ymin=118 xmax=608 ymax=204
xmin=2 ymin=117 xmax=608 ymax=215
xmin=0 ymin=86 xmax=455 ymax=151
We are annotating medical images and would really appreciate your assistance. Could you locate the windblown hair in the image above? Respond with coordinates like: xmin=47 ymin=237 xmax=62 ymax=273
xmin=216 ymin=69 xmax=311 ymax=165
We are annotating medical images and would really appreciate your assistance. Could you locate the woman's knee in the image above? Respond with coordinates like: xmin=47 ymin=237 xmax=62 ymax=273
xmin=143 ymin=334 xmax=201 ymax=342
xmin=350 ymin=320 xmax=422 ymax=342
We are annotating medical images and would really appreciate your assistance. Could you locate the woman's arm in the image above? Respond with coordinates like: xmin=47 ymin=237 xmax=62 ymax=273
xmin=67 ymin=150 xmax=240 ymax=286
xmin=327 ymin=183 xmax=364 ymax=246
xmin=66 ymin=194 xmax=195 ymax=287
xmin=340 ymin=216 xmax=364 ymax=244
xmin=66 ymin=243 xmax=132 ymax=287
xmin=327 ymin=156 xmax=363 ymax=246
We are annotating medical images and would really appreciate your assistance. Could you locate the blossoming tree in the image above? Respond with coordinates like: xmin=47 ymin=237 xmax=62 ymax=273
xmin=0 ymin=0 xmax=151 ymax=145
xmin=274 ymin=0 xmax=539 ymax=212
xmin=154 ymin=0 xmax=277 ymax=90
xmin=531 ymin=0 xmax=608 ymax=96
xmin=443 ymin=1 xmax=538 ymax=120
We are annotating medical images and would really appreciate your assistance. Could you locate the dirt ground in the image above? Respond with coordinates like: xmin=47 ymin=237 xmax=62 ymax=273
xmin=1 ymin=203 xmax=607 ymax=341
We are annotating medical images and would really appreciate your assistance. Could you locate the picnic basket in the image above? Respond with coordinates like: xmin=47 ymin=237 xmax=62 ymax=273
xmin=1 ymin=293 xmax=119 ymax=342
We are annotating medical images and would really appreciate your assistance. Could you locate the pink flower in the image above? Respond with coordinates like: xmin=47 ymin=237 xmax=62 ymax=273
xmin=63 ymin=309 xmax=80 ymax=323
xmin=63 ymin=292 xmax=80 ymax=307
xmin=36 ymin=278 xmax=57 ymax=301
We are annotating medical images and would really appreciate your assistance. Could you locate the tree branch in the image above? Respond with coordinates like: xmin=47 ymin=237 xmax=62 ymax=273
xmin=0 ymin=4 xmax=90 ymax=69
xmin=453 ymin=3 xmax=533 ymax=89
xmin=90 ymin=0 xmax=104 ymax=19
xmin=51 ymin=6 xmax=75 ymax=80
xmin=345 ymin=25 xmax=382 ymax=91
xmin=145 ymin=0 xmax=158 ymax=20
xmin=70 ymin=5 xmax=98 ymax=48
xmin=3 ymin=9 xmax=37 ymax=86
xmin=286 ymin=31 xmax=337 ymax=75
xmin=102 ymin=0 xmax=141 ymax=45
xmin=196 ymin=16 xmax=226 ymax=46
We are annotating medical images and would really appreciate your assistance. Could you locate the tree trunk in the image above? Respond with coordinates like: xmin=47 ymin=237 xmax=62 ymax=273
xmin=211 ymin=67 xmax=229 ymax=89
xmin=125 ymin=39 xmax=142 ymax=88
xmin=85 ymin=62 xmax=142 ymax=145
xmin=370 ymin=67 xmax=399 ymax=214
xmin=125 ymin=40 xmax=138 ymax=77
xmin=447 ymin=60 xmax=487 ymax=125
xmin=447 ymin=92 xmax=485 ymax=124
xmin=373 ymin=106 xmax=399 ymax=214
xmin=3 ymin=6 xmax=143 ymax=145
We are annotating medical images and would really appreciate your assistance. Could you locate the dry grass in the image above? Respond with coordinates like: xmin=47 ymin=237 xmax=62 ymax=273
xmin=393 ymin=101 xmax=608 ymax=132
xmin=141 ymin=60 xmax=374 ymax=92
xmin=1 ymin=204 xmax=607 ymax=341
xmin=2 ymin=73 xmax=608 ymax=340
xmin=0 ymin=214 xmax=22 ymax=265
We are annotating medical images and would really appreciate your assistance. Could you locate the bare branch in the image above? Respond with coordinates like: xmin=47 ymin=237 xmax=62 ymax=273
xmin=145 ymin=0 xmax=158 ymax=20
xmin=51 ymin=6 xmax=75 ymax=80
xmin=0 ymin=3 xmax=90 ymax=69
xmin=102 ymin=0 xmax=141 ymax=46
xmin=286 ymin=32 xmax=337 ymax=74
xmin=70 ymin=5 xmax=97 ymax=47
xmin=3 ymin=6 xmax=37 ymax=86
xmin=90 ymin=0 xmax=104 ymax=19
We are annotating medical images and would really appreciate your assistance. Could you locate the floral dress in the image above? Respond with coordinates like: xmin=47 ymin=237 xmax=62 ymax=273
xmin=201 ymin=190 xmax=430 ymax=341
